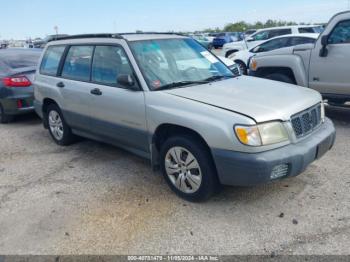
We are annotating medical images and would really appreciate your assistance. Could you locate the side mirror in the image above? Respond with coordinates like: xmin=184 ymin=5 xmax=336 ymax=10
xmin=321 ymin=35 xmax=329 ymax=46
xmin=319 ymin=35 xmax=329 ymax=57
xmin=117 ymin=74 xmax=139 ymax=91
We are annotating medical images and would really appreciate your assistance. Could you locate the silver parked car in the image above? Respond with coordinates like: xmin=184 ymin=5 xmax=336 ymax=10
xmin=34 ymin=33 xmax=336 ymax=202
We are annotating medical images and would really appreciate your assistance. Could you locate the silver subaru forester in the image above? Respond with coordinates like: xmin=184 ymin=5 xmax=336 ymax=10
xmin=34 ymin=33 xmax=336 ymax=202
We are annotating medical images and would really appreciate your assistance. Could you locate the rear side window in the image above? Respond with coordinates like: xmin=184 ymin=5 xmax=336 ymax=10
xmin=40 ymin=46 xmax=65 ymax=75
xmin=299 ymin=26 xmax=323 ymax=33
xmin=268 ymin=29 xmax=292 ymax=38
xmin=61 ymin=46 xmax=94 ymax=81
xmin=252 ymin=31 xmax=269 ymax=41
xmin=92 ymin=46 xmax=133 ymax=86
xmin=328 ymin=20 xmax=350 ymax=44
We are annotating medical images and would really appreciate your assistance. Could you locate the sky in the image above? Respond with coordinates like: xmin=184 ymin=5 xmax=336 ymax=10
xmin=1 ymin=0 xmax=349 ymax=39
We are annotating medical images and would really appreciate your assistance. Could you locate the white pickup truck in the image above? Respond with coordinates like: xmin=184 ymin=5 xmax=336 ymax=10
xmin=221 ymin=25 xmax=323 ymax=58
xmin=249 ymin=11 xmax=350 ymax=105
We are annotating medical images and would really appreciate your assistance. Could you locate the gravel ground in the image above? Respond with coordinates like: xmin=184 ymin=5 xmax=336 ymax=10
xmin=0 ymin=105 xmax=349 ymax=255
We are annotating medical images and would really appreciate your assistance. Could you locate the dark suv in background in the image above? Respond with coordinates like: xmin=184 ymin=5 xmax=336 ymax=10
xmin=213 ymin=32 xmax=243 ymax=49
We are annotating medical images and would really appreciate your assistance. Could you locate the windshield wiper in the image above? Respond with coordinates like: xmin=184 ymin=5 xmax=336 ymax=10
xmin=156 ymin=80 xmax=209 ymax=91
xmin=203 ymin=75 xmax=233 ymax=82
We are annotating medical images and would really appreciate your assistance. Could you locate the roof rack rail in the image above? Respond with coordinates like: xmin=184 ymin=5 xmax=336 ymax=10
xmin=119 ymin=32 xmax=185 ymax=36
xmin=47 ymin=32 xmax=187 ymax=43
xmin=48 ymin=33 xmax=124 ymax=42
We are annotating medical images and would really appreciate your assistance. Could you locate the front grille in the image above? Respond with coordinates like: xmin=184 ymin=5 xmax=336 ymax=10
xmin=230 ymin=65 xmax=240 ymax=76
xmin=291 ymin=104 xmax=322 ymax=138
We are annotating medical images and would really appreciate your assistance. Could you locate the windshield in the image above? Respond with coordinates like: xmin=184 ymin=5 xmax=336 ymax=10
xmin=129 ymin=38 xmax=233 ymax=91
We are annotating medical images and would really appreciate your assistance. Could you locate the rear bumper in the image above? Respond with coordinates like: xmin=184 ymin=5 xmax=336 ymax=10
xmin=212 ymin=118 xmax=336 ymax=186
xmin=0 ymin=96 xmax=35 ymax=115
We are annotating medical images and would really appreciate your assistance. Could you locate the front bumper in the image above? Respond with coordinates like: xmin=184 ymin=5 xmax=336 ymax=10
xmin=212 ymin=118 xmax=336 ymax=186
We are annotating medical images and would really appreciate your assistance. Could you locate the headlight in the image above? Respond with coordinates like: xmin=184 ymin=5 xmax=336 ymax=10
xmin=250 ymin=58 xmax=257 ymax=71
xmin=235 ymin=122 xmax=289 ymax=146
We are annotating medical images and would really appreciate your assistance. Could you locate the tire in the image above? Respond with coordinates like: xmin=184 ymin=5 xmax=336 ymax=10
xmin=328 ymin=99 xmax=347 ymax=106
xmin=265 ymin=73 xmax=295 ymax=84
xmin=0 ymin=103 xmax=14 ymax=124
xmin=160 ymin=135 xmax=220 ymax=202
xmin=234 ymin=60 xmax=248 ymax=75
xmin=46 ymin=104 xmax=75 ymax=146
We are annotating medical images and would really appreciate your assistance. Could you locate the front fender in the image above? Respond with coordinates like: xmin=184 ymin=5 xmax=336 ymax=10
xmin=252 ymin=55 xmax=308 ymax=87
xmin=145 ymin=92 xmax=255 ymax=153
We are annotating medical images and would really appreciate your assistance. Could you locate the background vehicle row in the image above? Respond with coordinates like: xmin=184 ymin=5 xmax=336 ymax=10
xmin=249 ymin=11 xmax=350 ymax=105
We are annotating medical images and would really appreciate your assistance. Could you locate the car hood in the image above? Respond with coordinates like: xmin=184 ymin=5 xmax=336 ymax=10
xmin=164 ymin=76 xmax=321 ymax=123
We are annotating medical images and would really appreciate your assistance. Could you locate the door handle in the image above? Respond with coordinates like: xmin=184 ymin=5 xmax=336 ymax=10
xmin=56 ymin=82 xmax=65 ymax=88
xmin=90 ymin=88 xmax=102 ymax=96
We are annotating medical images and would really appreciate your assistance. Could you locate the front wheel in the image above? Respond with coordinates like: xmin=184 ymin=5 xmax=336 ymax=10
xmin=234 ymin=60 xmax=248 ymax=75
xmin=46 ymin=104 xmax=75 ymax=146
xmin=160 ymin=135 xmax=220 ymax=202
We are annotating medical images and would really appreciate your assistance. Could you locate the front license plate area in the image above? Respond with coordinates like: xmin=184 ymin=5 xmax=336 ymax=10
xmin=316 ymin=139 xmax=330 ymax=159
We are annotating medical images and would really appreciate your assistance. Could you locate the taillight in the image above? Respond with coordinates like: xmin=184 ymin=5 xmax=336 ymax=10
xmin=2 ymin=76 xmax=31 ymax=87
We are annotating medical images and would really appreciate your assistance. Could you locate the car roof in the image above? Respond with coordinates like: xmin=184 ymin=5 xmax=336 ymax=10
xmin=255 ymin=24 xmax=322 ymax=33
xmin=268 ymin=33 xmax=319 ymax=40
xmin=247 ymin=33 xmax=319 ymax=51
xmin=46 ymin=33 xmax=188 ymax=45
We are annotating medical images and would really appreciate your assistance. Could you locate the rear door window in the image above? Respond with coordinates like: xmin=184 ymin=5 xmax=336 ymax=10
xmin=40 ymin=46 xmax=66 ymax=75
xmin=61 ymin=46 xmax=94 ymax=81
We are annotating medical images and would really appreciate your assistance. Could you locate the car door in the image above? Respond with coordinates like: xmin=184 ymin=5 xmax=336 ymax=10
xmin=58 ymin=45 xmax=95 ymax=131
xmin=309 ymin=19 xmax=350 ymax=95
xmin=88 ymin=44 xmax=148 ymax=153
